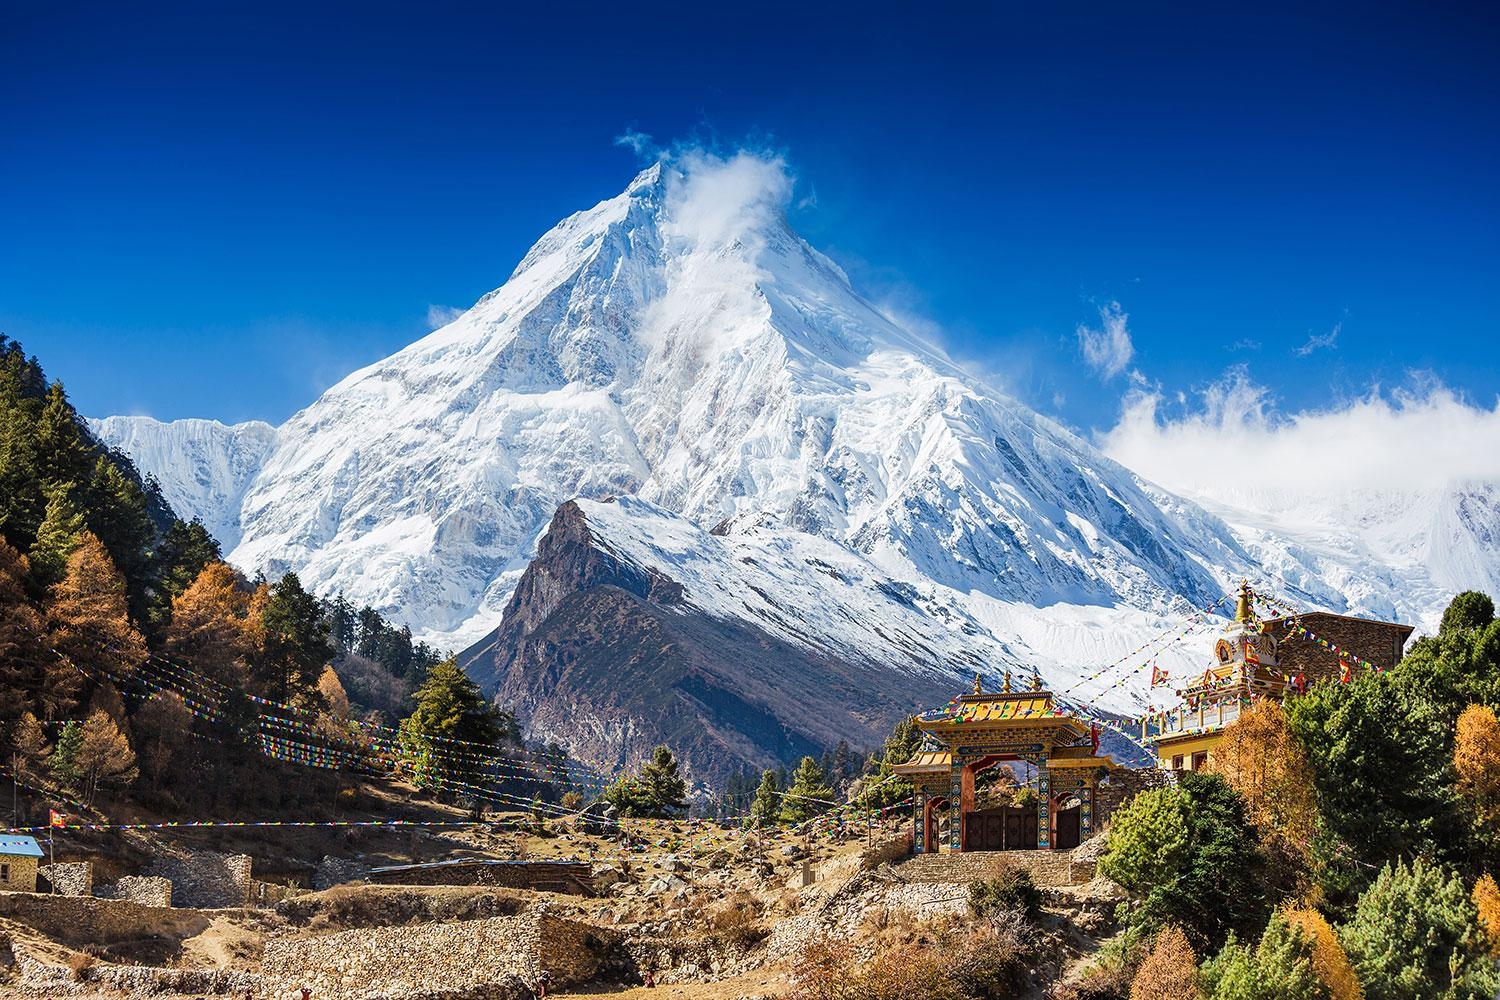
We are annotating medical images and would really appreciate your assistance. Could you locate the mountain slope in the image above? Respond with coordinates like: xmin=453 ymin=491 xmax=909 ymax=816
xmin=461 ymin=497 xmax=1002 ymax=781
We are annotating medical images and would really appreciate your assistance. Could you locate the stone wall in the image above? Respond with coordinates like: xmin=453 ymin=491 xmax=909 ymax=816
xmin=858 ymin=832 xmax=913 ymax=870
xmin=0 ymin=856 xmax=38 ymax=894
xmin=1265 ymin=613 xmax=1411 ymax=686
xmin=37 ymin=862 xmax=92 ymax=897
xmin=368 ymin=859 xmax=594 ymax=895
xmin=315 ymin=854 xmax=372 ymax=890
xmin=0 ymin=892 xmax=215 ymax=948
xmin=1094 ymin=766 xmax=1176 ymax=829
xmin=147 ymin=850 xmax=252 ymax=908
xmin=262 ymin=912 xmax=611 ymax=999
xmin=104 ymin=875 xmax=173 ymax=908
xmin=11 ymin=946 xmax=257 ymax=997
xmin=894 ymin=849 xmax=1095 ymax=887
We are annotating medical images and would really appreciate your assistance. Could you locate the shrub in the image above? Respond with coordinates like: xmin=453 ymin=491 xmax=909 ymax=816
xmin=787 ymin=936 xmax=967 ymax=1000
xmin=704 ymin=890 xmax=767 ymax=950
xmin=1338 ymin=857 xmax=1497 ymax=1000
xmin=969 ymin=862 xmax=1042 ymax=921
xmin=1128 ymin=925 xmax=1200 ymax=1000
xmin=68 ymin=951 xmax=95 ymax=981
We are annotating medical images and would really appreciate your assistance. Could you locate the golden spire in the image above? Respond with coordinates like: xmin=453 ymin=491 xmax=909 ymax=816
xmin=973 ymin=672 xmax=984 ymax=695
xmin=1234 ymin=580 xmax=1254 ymax=624
xmin=1002 ymin=670 xmax=1013 ymax=694
xmin=1031 ymin=671 xmax=1044 ymax=692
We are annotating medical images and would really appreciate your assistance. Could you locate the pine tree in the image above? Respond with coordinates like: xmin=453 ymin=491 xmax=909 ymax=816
xmin=750 ymin=769 xmax=782 ymax=826
xmin=33 ymin=382 xmax=93 ymax=492
xmin=602 ymin=745 xmax=689 ymax=818
xmin=154 ymin=518 xmax=222 ymax=599
xmin=397 ymin=659 xmax=507 ymax=799
xmin=28 ymin=484 xmax=86 ymax=589
xmin=81 ymin=455 xmax=156 ymax=623
xmin=1339 ymin=857 xmax=1497 ymax=999
xmin=781 ymin=756 xmax=835 ymax=824
xmin=134 ymin=692 xmax=192 ymax=792
xmin=1129 ymin=924 xmax=1201 ymax=1000
xmin=259 ymin=571 xmax=334 ymax=701
xmin=50 ymin=720 xmax=83 ymax=787
xmin=855 ymin=715 xmax=921 ymax=809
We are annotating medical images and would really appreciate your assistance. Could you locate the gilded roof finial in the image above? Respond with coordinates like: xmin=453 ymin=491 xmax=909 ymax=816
xmin=1002 ymin=670 xmax=1013 ymax=694
xmin=1031 ymin=671 xmax=1044 ymax=692
xmin=1234 ymin=580 xmax=1254 ymax=624
xmin=973 ymin=672 xmax=983 ymax=695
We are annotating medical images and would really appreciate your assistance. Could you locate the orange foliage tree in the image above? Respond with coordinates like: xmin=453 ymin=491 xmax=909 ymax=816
xmin=164 ymin=561 xmax=251 ymax=687
xmin=46 ymin=532 xmax=147 ymax=694
xmin=1474 ymin=874 xmax=1500 ymax=958
xmin=1283 ymin=907 xmax=1362 ymax=1000
xmin=1130 ymin=924 xmax=1202 ymax=1000
xmin=0 ymin=541 xmax=52 ymax=722
xmin=1204 ymin=698 xmax=1318 ymax=863
xmin=1455 ymin=705 xmax=1500 ymax=829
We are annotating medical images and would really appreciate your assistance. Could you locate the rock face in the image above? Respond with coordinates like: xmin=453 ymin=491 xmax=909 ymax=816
xmin=462 ymin=497 xmax=1001 ymax=782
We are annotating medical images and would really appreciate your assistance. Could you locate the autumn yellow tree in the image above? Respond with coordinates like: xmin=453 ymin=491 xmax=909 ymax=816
xmin=163 ymin=561 xmax=251 ymax=687
xmin=46 ymin=532 xmax=147 ymax=700
xmin=1283 ymin=908 xmax=1362 ymax=1000
xmin=1130 ymin=925 xmax=1202 ymax=1000
xmin=1205 ymin=698 xmax=1318 ymax=865
xmin=1455 ymin=705 xmax=1500 ymax=828
xmin=1473 ymin=874 xmax=1500 ymax=958
xmin=0 ymin=540 xmax=51 ymax=722
xmin=74 ymin=708 xmax=137 ymax=805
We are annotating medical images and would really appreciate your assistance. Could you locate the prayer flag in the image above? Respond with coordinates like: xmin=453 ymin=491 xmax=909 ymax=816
xmin=49 ymin=809 xmax=65 ymax=827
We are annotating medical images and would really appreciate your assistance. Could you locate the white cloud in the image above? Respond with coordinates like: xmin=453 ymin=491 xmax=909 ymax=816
xmin=1295 ymin=321 xmax=1341 ymax=357
xmin=1077 ymin=301 xmax=1135 ymax=380
xmin=661 ymin=148 xmax=793 ymax=251
xmin=1100 ymin=365 xmax=1500 ymax=498
xmin=426 ymin=304 xmax=464 ymax=330
xmin=614 ymin=128 xmax=657 ymax=158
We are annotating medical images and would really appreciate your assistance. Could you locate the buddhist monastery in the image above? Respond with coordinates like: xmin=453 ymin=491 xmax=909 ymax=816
xmin=1144 ymin=581 xmax=1414 ymax=771
xmin=895 ymin=671 xmax=1120 ymax=853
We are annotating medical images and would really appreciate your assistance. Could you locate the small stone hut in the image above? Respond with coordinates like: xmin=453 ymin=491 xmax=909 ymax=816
xmin=0 ymin=835 xmax=44 ymax=893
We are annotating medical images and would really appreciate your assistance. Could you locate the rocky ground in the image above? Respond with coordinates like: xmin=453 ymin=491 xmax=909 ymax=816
xmin=0 ymin=811 xmax=1126 ymax=999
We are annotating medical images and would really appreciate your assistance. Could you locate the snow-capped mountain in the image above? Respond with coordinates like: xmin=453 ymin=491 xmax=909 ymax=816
xmin=90 ymin=415 xmax=277 ymax=551
xmin=95 ymin=154 xmax=1499 ymax=732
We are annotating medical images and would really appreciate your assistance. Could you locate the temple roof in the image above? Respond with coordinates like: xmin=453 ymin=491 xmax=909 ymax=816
xmin=892 ymin=749 xmax=953 ymax=775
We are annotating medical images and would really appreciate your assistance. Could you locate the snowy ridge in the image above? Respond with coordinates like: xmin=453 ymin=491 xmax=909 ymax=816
xmin=89 ymin=415 xmax=277 ymax=551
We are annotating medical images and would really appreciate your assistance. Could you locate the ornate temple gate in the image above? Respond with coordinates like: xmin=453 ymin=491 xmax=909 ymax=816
xmin=896 ymin=674 xmax=1118 ymax=853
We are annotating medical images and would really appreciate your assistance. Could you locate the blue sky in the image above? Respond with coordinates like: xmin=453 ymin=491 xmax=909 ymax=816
xmin=2 ymin=2 xmax=1496 ymax=443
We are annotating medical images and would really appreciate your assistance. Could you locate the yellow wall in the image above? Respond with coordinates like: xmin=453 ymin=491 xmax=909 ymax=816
xmin=0 ymin=855 xmax=38 ymax=893
xmin=1154 ymin=733 xmax=1222 ymax=770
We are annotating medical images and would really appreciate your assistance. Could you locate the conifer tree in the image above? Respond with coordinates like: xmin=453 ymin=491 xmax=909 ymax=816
xmin=0 ymin=541 xmax=50 ymax=723
xmin=750 ymin=769 xmax=782 ymax=826
xmin=75 ymin=708 xmax=137 ymax=805
xmin=164 ymin=561 xmax=251 ymax=687
xmin=1129 ymin=924 xmax=1201 ymax=1000
xmin=1200 ymin=912 xmax=1328 ymax=1000
xmin=397 ymin=659 xmax=508 ymax=799
xmin=49 ymin=720 xmax=82 ymax=787
xmin=602 ymin=745 xmax=689 ymax=818
xmin=1206 ymin=699 xmax=1318 ymax=878
xmin=154 ymin=518 xmax=222 ymax=600
xmin=1473 ymin=874 xmax=1500 ymax=959
xmin=28 ymin=484 xmax=86 ymax=589
xmin=259 ymin=571 xmax=334 ymax=701
xmin=1455 ymin=704 xmax=1500 ymax=829
xmin=134 ymin=692 xmax=192 ymax=792
xmin=46 ymin=532 xmax=147 ymax=711
xmin=781 ymin=755 xmax=835 ymax=824
xmin=855 ymin=715 xmax=921 ymax=809
xmin=1282 ymin=909 xmax=1363 ymax=1000
xmin=34 ymin=383 xmax=94 ymax=491
xmin=1339 ymin=857 xmax=1497 ymax=999
xmin=81 ymin=456 xmax=156 ymax=622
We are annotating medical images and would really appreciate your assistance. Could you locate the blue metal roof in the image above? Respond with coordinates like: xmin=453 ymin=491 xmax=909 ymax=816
xmin=0 ymin=835 xmax=44 ymax=858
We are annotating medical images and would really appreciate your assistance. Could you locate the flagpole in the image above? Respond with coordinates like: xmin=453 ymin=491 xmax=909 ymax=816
xmin=48 ymin=818 xmax=55 ymax=894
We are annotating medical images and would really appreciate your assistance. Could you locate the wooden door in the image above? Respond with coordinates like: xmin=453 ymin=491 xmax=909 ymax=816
xmin=1055 ymin=806 xmax=1081 ymax=850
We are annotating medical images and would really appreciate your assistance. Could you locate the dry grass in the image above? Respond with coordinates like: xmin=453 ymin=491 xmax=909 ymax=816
xmin=702 ymin=890 xmax=767 ymax=950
